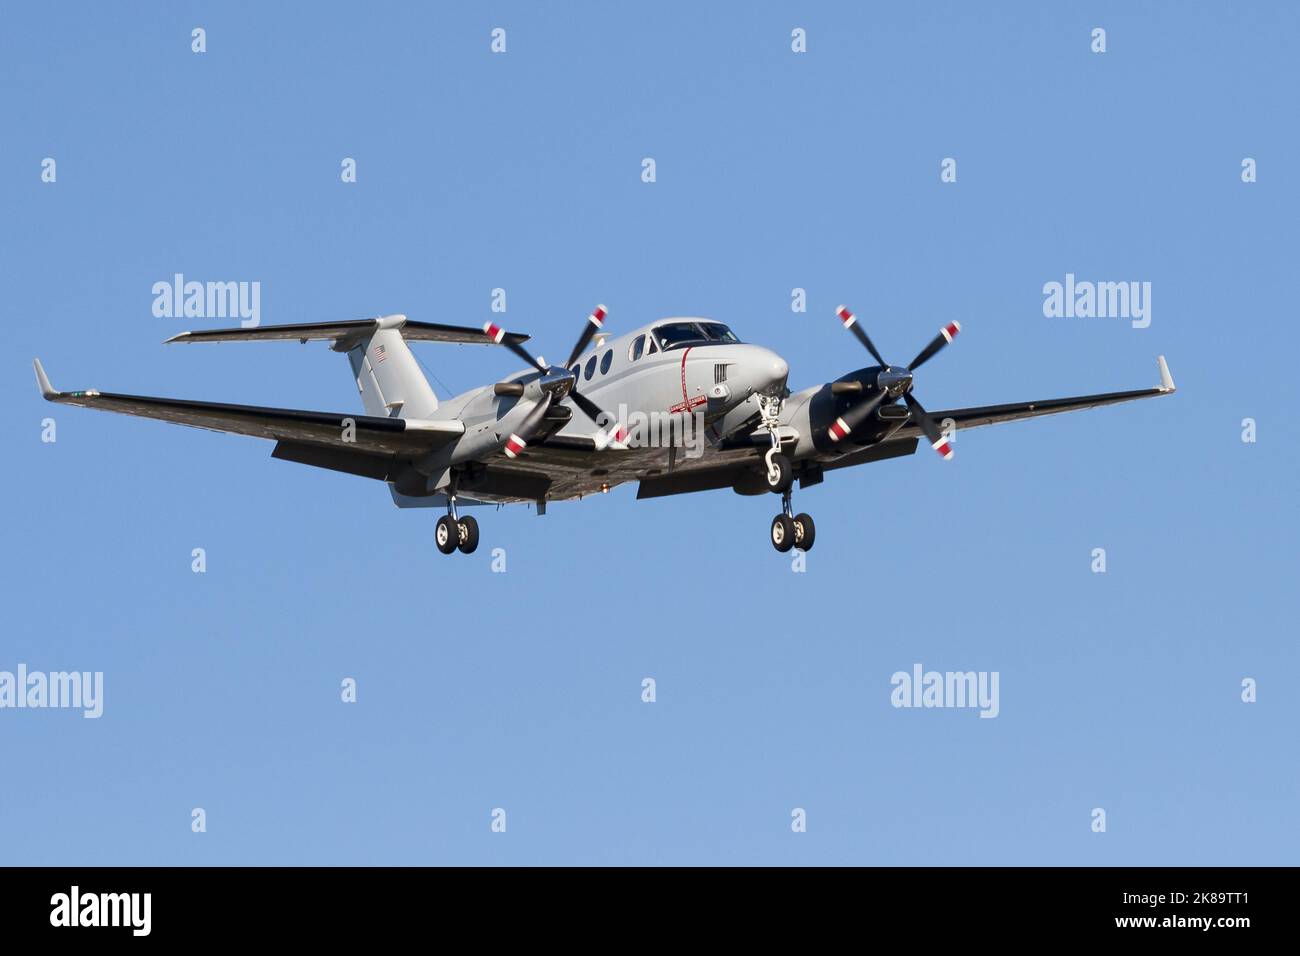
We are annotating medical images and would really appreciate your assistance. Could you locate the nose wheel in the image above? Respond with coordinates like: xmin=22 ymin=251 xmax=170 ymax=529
xmin=769 ymin=488 xmax=815 ymax=553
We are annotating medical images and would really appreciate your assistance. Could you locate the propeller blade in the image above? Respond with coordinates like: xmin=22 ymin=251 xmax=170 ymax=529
xmin=826 ymin=390 xmax=886 ymax=443
xmin=569 ymin=387 xmax=628 ymax=447
xmin=502 ymin=395 xmax=554 ymax=459
xmin=835 ymin=305 xmax=889 ymax=368
xmin=907 ymin=321 xmax=961 ymax=372
xmin=564 ymin=305 xmax=609 ymax=370
xmin=484 ymin=322 xmax=546 ymax=372
xmin=902 ymin=392 xmax=953 ymax=460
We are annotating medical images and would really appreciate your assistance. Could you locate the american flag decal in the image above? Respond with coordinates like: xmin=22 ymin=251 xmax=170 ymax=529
xmin=373 ymin=344 xmax=387 ymax=363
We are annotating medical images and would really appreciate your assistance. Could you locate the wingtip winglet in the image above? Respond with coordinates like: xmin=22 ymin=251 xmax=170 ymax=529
xmin=33 ymin=358 xmax=56 ymax=399
xmin=1157 ymin=355 xmax=1175 ymax=393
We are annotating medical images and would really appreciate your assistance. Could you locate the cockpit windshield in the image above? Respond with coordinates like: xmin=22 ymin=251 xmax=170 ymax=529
xmin=651 ymin=321 xmax=741 ymax=351
xmin=698 ymin=322 xmax=739 ymax=343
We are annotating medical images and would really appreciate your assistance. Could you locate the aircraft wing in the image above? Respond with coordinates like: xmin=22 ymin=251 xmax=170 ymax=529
xmin=889 ymin=356 xmax=1176 ymax=441
xmin=32 ymin=359 xmax=462 ymax=456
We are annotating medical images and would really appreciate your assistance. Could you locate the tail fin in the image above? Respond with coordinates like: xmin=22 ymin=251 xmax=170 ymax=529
xmin=345 ymin=320 xmax=438 ymax=418
xmin=165 ymin=313 xmax=530 ymax=420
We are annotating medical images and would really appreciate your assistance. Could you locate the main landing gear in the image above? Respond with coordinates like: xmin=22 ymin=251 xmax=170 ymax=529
xmin=769 ymin=488 xmax=815 ymax=554
xmin=756 ymin=393 xmax=815 ymax=553
xmin=435 ymin=494 xmax=479 ymax=555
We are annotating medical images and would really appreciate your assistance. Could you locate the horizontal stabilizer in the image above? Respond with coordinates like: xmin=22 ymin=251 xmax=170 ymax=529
xmin=165 ymin=314 xmax=529 ymax=346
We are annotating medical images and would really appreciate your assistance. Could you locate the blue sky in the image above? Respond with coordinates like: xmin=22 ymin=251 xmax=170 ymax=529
xmin=2 ymin=1 xmax=1296 ymax=865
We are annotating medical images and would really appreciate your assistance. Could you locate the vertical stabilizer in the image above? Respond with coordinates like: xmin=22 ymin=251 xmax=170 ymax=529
xmin=344 ymin=316 xmax=439 ymax=419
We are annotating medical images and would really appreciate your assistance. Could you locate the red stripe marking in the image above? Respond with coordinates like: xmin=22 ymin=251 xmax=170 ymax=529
xmin=679 ymin=346 xmax=693 ymax=409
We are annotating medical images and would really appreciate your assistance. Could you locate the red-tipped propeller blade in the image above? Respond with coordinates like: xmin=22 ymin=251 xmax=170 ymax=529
xmin=501 ymin=394 xmax=554 ymax=459
xmin=569 ymin=387 xmax=627 ymax=447
xmin=484 ymin=321 xmax=546 ymax=372
xmin=908 ymin=321 xmax=961 ymax=372
xmin=564 ymin=304 xmax=609 ymax=370
xmin=902 ymin=392 xmax=953 ymax=460
xmin=835 ymin=305 xmax=889 ymax=368
xmin=825 ymin=390 xmax=887 ymax=444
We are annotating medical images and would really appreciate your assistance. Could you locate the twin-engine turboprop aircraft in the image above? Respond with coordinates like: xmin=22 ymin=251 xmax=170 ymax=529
xmin=33 ymin=304 xmax=1175 ymax=553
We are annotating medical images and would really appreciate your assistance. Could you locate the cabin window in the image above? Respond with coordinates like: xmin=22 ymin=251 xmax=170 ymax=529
xmin=600 ymin=350 xmax=613 ymax=375
xmin=584 ymin=355 xmax=597 ymax=380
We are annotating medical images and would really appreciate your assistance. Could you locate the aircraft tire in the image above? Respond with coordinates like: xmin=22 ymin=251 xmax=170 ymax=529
xmin=771 ymin=514 xmax=796 ymax=553
xmin=457 ymin=515 xmax=480 ymax=554
xmin=435 ymin=515 xmax=459 ymax=554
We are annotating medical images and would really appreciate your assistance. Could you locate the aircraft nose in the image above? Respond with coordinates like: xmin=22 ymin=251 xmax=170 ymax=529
xmin=752 ymin=347 xmax=789 ymax=394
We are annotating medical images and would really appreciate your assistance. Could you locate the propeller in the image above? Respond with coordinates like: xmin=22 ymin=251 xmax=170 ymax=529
xmin=483 ymin=305 xmax=626 ymax=454
xmin=502 ymin=394 xmax=554 ymax=459
xmin=831 ymin=305 xmax=961 ymax=459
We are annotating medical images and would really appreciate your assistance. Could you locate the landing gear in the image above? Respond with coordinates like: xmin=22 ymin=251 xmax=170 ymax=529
xmin=765 ymin=453 xmax=793 ymax=493
xmin=758 ymin=393 xmax=793 ymax=493
xmin=456 ymin=515 xmax=479 ymax=554
xmin=769 ymin=489 xmax=816 ymax=553
xmin=792 ymin=512 xmax=815 ymax=551
xmin=756 ymin=393 xmax=815 ymax=554
xmin=771 ymin=514 xmax=796 ymax=552
xmin=436 ymin=493 xmax=480 ymax=556
xmin=435 ymin=515 xmax=458 ymax=554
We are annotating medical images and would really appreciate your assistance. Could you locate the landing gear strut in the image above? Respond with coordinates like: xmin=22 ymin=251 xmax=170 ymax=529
xmin=758 ymin=393 xmax=793 ymax=493
xmin=436 ymin=494 xmax=480 ymax=555
xmin=756 ymin=394 xmax=814 ymax=553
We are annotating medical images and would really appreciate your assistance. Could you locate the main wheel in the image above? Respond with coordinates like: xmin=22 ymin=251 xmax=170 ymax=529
xmin=770 ymin=514 xmax=796 ymax=553
xmin=793 ymin=512 xmax=816 ymax=552
xmin=765 ymin=453 xmax=793 ymax=493
xmin=435 ymin=515 xmax=458 ymax=554
xmin=456 ymin=515 xmax=480 ymax=554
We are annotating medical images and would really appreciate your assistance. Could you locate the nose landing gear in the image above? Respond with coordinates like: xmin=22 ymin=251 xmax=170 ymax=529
xmin=758 ymin=393 xmax=794 ymax=494
xmin=435 ymin=494 xmax=480 ymax=555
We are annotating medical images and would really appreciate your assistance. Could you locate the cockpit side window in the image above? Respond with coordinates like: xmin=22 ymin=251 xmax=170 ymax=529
xmin=629 ymin=334 xmax=646 ymax=362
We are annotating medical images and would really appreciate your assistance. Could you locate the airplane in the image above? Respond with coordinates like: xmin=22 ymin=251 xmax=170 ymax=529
xmin=32 ymin=304 xmax=1176 ymax=554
